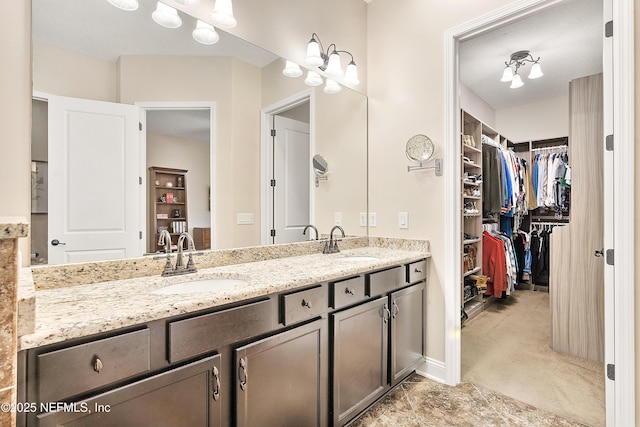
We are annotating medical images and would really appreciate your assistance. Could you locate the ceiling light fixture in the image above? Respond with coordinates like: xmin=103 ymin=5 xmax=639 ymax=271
xmin=174 ymin=0 xmax=200 ymax=5
xmin=193 ymin=20 xmax=219 ymax=45
xmin=210 ymin=0 xmax=237 ymax=29
xmin=500 ymin=50 xmax=543 ymax=89
xmin=107 ymin=0 xmax=139 ymax=11
xmin=152 ymin=2 xmax=182 ymax=28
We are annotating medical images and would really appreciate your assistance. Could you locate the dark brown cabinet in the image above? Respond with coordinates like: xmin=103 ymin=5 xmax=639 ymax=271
xmin=37 ymin=354 xmax=221 ymax=427
xmin=390 ymin=282 xmax=425 ymax=386
xmin=235 ymin=319 xmax=327 ymax=427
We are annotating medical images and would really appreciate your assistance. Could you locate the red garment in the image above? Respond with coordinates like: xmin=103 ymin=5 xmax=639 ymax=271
xmin=482 ymin=231 xmax=507 ymax=297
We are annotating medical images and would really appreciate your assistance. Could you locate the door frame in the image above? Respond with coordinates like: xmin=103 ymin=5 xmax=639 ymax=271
xmin=260 ymin=89 xmax=314 ymax=245
xmin=136 ymin=102 xmax=217 ymax=250
xmin=443 ymin=0 xmax=634 ymax=425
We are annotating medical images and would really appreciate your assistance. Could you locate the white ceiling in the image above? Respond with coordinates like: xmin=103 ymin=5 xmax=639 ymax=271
xmin=32 ymin=0 xmax=279 ymax=142
xmin=459 ymin=0 xmax=603 ymax=110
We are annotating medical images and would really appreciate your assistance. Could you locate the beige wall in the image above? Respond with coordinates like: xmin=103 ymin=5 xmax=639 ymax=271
xmin=460 ymin=84 xmax=496 ymax=128
xmin=495 ymin=96 xmax=569 ymax=143
xmin=635 ymin=0 xmax=639 ymax=419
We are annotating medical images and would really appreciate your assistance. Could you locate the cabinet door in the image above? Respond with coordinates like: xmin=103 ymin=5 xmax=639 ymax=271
xmin=235 ymin=319 xmax=327 ymax=427
xmin=332 ymin=296 xmax=389 ymax=426
xmin=37 ymin=354 xmax=222 ymax=427
xmin=391 ymin=282 xmax=425 ymax=386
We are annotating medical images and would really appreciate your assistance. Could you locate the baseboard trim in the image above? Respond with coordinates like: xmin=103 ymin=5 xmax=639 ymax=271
xmin=415 ymin=357 xmax=446 ymax=383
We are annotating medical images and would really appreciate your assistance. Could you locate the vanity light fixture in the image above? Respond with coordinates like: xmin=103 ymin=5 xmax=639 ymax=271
xmin=210 ymin=0 xmax=237 ymax=29
xmin=174 ymin=0 xmax=200 ymax=5
xmin=107 ymin=0 xmax=139 ymax=11
xmin=500 ymin=50 xmax=543 ymax=89
xmin=282 ymin=60 xmax=303 ymax=78
xmin=152 ymin=1 xmax=182 ymax=28
xmin=193 ymin=20 xmax=220 ymax=45
xmin=323 ymin=79 xmax=342 ymax=94
xmin=304 ymin=70 xmax=323 ymax=87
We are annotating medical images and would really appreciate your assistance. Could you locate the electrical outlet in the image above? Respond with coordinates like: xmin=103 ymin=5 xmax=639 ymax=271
xmin=334 ymin=212 xmax=343 ymax=226
xmin=369 ymin=212 xmax=377 ymax=227
xmin=399 ymin=212 xmax=408 ymax=229
xmin=360 ymin=212 xmax=367 ymax=227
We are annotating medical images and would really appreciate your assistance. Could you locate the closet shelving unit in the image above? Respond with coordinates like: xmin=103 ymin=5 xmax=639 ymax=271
xmin=461 ymin=111 xmax=516 ymax=321
xmin=149 ymin=166 xmax=189 ymax=253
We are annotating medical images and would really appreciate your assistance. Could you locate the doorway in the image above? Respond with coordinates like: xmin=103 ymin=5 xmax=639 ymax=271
xmin=261 ymin=91 xmax=313 ymax=245
xmin=444 ymin=0 xmax=635 ymax=425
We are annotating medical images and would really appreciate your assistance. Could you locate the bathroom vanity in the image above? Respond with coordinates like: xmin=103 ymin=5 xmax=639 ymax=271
xmin=17 ymin=246 xmax=428 ymax=426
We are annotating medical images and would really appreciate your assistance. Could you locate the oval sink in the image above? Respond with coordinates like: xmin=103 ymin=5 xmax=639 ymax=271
xmin=337 ymin=256 xmax=379 ymax=262
xmin=152 ymin=278 xmax=247 ymax=295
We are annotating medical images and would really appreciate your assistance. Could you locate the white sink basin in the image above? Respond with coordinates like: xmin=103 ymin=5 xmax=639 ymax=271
xmin=152 ymin=278 xmax=247 ymax=295
xmin=337 ymin=256 xmax=379 ymax=262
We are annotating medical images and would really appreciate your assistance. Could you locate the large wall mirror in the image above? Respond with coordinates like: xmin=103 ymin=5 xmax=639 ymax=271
xmin=31 ymin=0 xmax=367 ymax=265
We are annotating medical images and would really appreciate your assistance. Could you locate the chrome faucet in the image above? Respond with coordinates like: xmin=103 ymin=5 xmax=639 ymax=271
xmin=156 ymin=230 xmax=198 ymax=276
xmin=324 ymin=225 xmax=346 ymax=254
xmin=303 ymin=225 xmax=319 ymax=240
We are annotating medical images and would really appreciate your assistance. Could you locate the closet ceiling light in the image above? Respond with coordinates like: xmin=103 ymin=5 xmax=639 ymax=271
xmin=152 ymin=2 xmax=182 ymax=28
xmin=282 ymin=32 xmax=359 ymax=93
xmin=193 ymin=20 xmax=219 ymax=45
xmin=500 ymin=50 xmax=543 ymax=88
xmin=210 ymin=0 xmax=237 ymax=29
xmin=107 ymin=0 xmax=139 ymax=11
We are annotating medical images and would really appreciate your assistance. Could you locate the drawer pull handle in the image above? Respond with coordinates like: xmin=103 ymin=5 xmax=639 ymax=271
xmin=238 ymin=358 xmax=248 ymax=391
xmin=345 ymin=288 xmax=354 ymax=295
xmin=212 ymin=366 xmax=221 ymax=401
xmin=93 ymin=357 xmax=103 ymax=374
xmin=302 ymin=299 xmax=312 ymax=309
xmin=392 ymin=301 xmax=399 ymax=319
xmin=382 ymin=304 xmax=391 ymax=324
xmin=414 ymin=268 xmax=423 ymax=273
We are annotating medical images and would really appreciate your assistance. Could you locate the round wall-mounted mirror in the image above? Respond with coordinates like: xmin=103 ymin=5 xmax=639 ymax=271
xmin=312 ymin=154 xmax=329 ymax=176
xmin=405 ymin=134 xmax=435 ymax=163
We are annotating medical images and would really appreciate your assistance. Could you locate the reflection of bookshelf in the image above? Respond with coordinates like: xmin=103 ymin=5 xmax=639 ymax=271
xmin=149 ymin=167 xmax=188 ymax=253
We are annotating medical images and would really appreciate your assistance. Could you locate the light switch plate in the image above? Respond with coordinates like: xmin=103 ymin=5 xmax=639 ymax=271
xmin=237 ymin=213 xmax=254 ymax=225
xmin=334 ymin=212 xmax=343 ymax=226
xmin=369 ymin=212 xmax=377 ymax=227
xmin=399 ymin=212 xmax=408 ymax=229
xmin=360 ymin=212 xmax=367 ymax=227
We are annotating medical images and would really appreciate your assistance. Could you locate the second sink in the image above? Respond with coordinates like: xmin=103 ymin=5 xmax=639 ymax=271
xmin=152 ymin=278 xmax=247 ymax=295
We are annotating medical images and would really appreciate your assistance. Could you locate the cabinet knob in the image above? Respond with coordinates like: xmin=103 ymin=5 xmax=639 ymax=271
xmin=414 ymin=268 xmax=423 ymax=273
xmin=302 ymin=299 xmax=312 ymax=309
xmin=345 ymin=288 xmax=354 ymax=295
xmin=93 ymin=356 xmax=103 ymax=374
xmin=211 ymin=366 xmax=221 ymax=401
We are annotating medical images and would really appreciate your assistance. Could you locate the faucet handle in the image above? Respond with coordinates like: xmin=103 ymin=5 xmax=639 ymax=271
xmin=323 ymin=239 xmax=332 ymax=254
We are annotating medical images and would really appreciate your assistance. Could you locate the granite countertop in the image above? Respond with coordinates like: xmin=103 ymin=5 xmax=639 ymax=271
xmin=19 ymin=246 xmax=429 ymax=351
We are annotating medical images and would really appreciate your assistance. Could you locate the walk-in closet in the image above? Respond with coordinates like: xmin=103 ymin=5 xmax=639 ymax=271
xmin=457 ymin=0 xmax=606 ymax=425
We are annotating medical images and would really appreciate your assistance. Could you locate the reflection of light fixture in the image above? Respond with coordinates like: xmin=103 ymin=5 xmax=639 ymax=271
xmin=211 ymin=0 xmax=237 ymax=29
xmin=174 ymin=0 xmax=200 ymax=5
xmin=152 ymin=2 xmax=182 ymax=28
xmin=193 ymin=20 xmax=219 ymax=45
xmin=304 ymin=33 xmax=359 ymax=87
xmin=323 ymin=79 xmax=342 ymax=94
xmin=304 ymin=71 xmax=323 ymax=87
xmin=282 ymin=60 xmax=303 ymax=78
xmin=500 ymin=50 xmax=543 ymax=89
xmin=107 ymin=0 xmax=139 ymax=11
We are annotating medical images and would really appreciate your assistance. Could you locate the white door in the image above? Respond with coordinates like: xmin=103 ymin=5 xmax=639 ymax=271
xmin=48 ymin=95 xmax=141 ymax=264
xmin=272 ymin=115 xmax=311 ymax=244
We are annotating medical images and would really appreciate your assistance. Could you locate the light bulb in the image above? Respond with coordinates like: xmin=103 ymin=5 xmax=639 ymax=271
xmin=343 ymin=61 xmax=360 ymax=86
xmin=510 ymin=74 xmax=524 ymax=89
xmin=323 ymin=79 xmax=342 ymax=94
xmin=193 ymin=20 xmax=219 ymax=45
xmin=174 ymin=0 xmax=200 ymax=5
xmin=152 ymin=2 xmax=182 ymax=28
xmin=211 ymin=0 xmax=237 ymax=29
xmin=528 ymin=62 xmax=544 ymax=79
xmin=282 ymin=60 xmax=303 ymax=78
xmin=107 ymin=0 xmax=139 ymax=11
xmin=500 ymin=66 xmax=514 ymax=82
xmin=304 ymin=71 xmax=323 ymax=87
xmin=305 ymin=38 xmax=323 ymax=67
xmin=325 ymin=51 xmax=343 ymax=77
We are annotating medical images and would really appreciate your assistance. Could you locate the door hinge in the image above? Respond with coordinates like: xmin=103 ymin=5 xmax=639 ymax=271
xmin=607 ymin=363 xmax=615 ymax=380
xmin=270 ymin=179 xmax=276 ymax=187
xmin=139 ymin=122 xmax=143 ymax=131
xmin=270 ymin=229 xmax=276 ymax=237
xmin=270 ymin=129 xmax=276 ymax=137
xmin=139 ymin=231 xmax=143 ymax=240
xmin=605 ymin=20 xmax=613 ymax=38
xmin=139 ymin=176 xmax=143 ymax=185
xmin=605 ymin=134 xmax=614 ymax=151
xmin=606 ymin=249 xmax=614 ymax=266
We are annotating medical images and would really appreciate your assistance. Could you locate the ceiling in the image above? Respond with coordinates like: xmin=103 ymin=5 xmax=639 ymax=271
xmin=459 ymin=0 xmax=603 ymax=110
xmin=32 ymin=0 xmax=279 ymax=142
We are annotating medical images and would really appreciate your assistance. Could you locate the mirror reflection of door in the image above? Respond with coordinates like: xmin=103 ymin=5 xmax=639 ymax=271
xmin=269 ymin=102 xmax=311 ymax=244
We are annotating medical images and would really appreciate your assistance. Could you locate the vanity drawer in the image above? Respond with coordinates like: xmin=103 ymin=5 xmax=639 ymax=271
xmin=367 ymin=266 xmax=404 ymax=296
xmin=331 ymin=275 xmax=366 ymax=309
xmin=168 ymin=299 xmax=273 ymax=363
xmin=407 ymin=260 xmax=427 ymax=284
xmin=37 ymin=329 xmax=151 ymax=403
xmin=280 ymin=285 xmax=327 ymax=325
